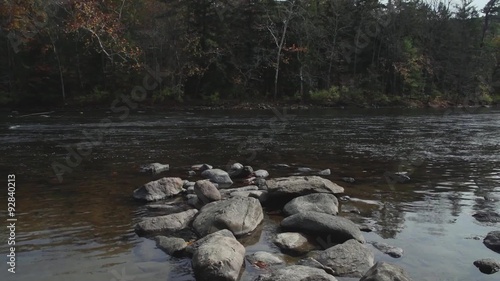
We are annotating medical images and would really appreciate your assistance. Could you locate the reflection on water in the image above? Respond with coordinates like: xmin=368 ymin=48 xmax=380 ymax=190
xmin=0 ymin=108 xmax=499 ymax=280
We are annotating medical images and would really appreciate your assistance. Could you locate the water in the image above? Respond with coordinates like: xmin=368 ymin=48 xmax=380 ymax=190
xmin=0 ymin=107 xmax=499 ymax=280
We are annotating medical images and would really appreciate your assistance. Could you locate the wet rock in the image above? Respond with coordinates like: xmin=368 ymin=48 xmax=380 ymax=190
xmin=339 ymin=195 xmax=351 ymax=202
xmin=384 ymin=172 xmax=410 ymax=183
xmin=297 ymin=258 xmax=336 ymax=275
xmin=281 ymin=211 xmax=365 ymax=244
xmin=370 ymin=241 xmax=403 ymax=258
xmin=341 ymin=205 xmax=360 ymax=214
xmin=484 ymin=231 xmax=500 ymax=253
xmin=360 ymin=261 xmax=413 ymax=281
xmin=201 ymin=168 xmax=233 ymax=188
xmin=274 ymin=232 xmax=316 ymax=254
xmin=228 ymin=163 xmax=253 ymax=179
xmin=185 ymin=229 xmax=235 ymax=257
xmin=244 ymin=177 xmax=256 ymax=185
xmin=266 ymin=176 xmax=344 ymax=196
xmin=133 ymin=177 xmax=184 ymax=201
xmin=298 ymin=167 xmax=313 ymax=173
xmin=140 ymin=163 xmax=169 ymax=175
xmin=254 ymin=169 xmax=270 ymax=178
xmin=194 ymin=180 xmax=221 ymax=204
xmin=359 ymin=225 xmax=376 ymax=233
xmin=186 ymin=185 xmax=195 ymax=194
xmin=192 ymin=164 xmax=213 ymax=171
xmin=135 ymin=209 xmax=198 ymax=235
xmin=220 ymin=185 xmax=259 ymax=196
xmin=155 ymin=236 xmax=186 ymax=256
xmin=146 ymin=203 xmax=192 ymax=215
xmin=230 ymin=190 xmax=269 ymax=203
xmin=342 ymin=177 xmax=355 ymax=183
xmin=473 ymin=211 xmax=500 ymax=223
xmin=255 ymin=178 xmax=267 ymax=189
xmin=473 ymin=258 xmax=500 ymax=274
xmin=254 ymin=265 xmax=338 ymax=281
xmin=188 ymin=170 xmax=196 ymax=176
xmin=246 ymin=251 xmax=285 ymax=266
xmin=309 ymin=239 xmax=374 ymax=278
xmin=192 ymin=230 xmax=245 ymax=281
xmin=192 ymin=197 xmax=264 ymax=237
xmin=273 ymin=164 xmax=290 ymax=168
xmin=283 ymin=193 xmax=339 ymax=216
xmin=317 ymin=169 xmax=331 ymax=176
xmin=183 ymin=181 xmax=195 ymax=189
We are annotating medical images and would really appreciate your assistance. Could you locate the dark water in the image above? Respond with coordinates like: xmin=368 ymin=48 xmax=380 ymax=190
xmin=0 ymin=107 xmax=499 ymax=281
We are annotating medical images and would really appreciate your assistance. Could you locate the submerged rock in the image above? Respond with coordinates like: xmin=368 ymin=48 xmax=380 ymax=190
xmin=341 ymin=177 xmax=355 ymax=183
xmin=473 ymin=258 xmax=500 ymax=274
xmin=133 ymin=177 xmax=184 ymax=201
xmin=360 ymin=261 xmax=413 ymax=281
xmin=309 ymin=239 xmax=374 ymax=278
xmin=201 ymin=168 xmax=233 ymax=188
xmin=155 ymin=236 xmax=186 ymax=256
xmin=281 ymin=211 xmax=365 ymax=244
xmin=283 ymin=193 xmax=339 ymax=216
xmin=140 ymin=163 xmax=169 ymax=174
xmin=473 ymin=211 xmax=500 ymax=223
xmin=246 ymin=251 xmax=285 ymax=266
xmin=254 ymin=265 xmax=338 ymax=281
xmin=274 ymin=232 xmax=316 ymax=254
xmin=384 ymin=172 xmax=410 ymax=183
xmin=135 ymin=209 xmax=198 ymax=235
xmin=484 ymin=231 xmax=500 ymax=253
xmin=370 ymin=241 xmax=403 ymax=258
xmin=192 ymin=197 xmax=264 ymax=237
xmin=266 ymin=176 xmax=344 ymax=196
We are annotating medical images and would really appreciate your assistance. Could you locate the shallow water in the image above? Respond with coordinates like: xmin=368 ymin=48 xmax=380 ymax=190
xmin=0 ymin=107 xmax=499 ymax=280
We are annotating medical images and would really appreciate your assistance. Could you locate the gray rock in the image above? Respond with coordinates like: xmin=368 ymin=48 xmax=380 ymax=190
xmin=281 ymin=211 xmax=365 ymax=244
xmin=484 ymin=231 xmax=500 ymax=253
xmin=133 ymin=177 xmax=184 ymax=201
xmin=317 ymin=169 xmax=331 ymax=176
xmin=359 ymin=225 xmax=376 ymax=232
xmin=183 ymin=181 xmax=196 ymax=189
xmin=155 ymin=236 xmax=186 ymax=256
xmin=297 ymin=257 xmax=336 ymax=275
xmin=246 ymin=251 xmax=285 ymax=265
xmin=192 ymin=164 xmax=213 ymax=171
xmin=370 ymin=241 xmax=403 ymax=258
xmin=274 ymin=232 xmax=316 ymax=254
xmin=194 ymin=180 xmax=222 ymax=204
xmin=254 ymin=265 xmax=338 ymax=281
xmin=188 ymin=170 xmax=196 ymax=176
xmin=192 ymin=231 xmax=245 ymax=281
xmin=255 ymin=178 xmax=267 ymax=189
xmin=244 ymin=177 xmax=256 ymax=185
xmin=231 ymin=190 xmax=269 ymax=203
xmin=473 ymin=258 xmax=500 ymax=274
xmin=309 ymin=239 xmax=374 ymax=278
xmin=185 ymin=229 xmax=235 ymax=257
xmin=228 ymin=164 xmax=253 ymax=179
xmin=201 ymin=168 xmax=234 ymax=188
xmin=273 ymin=163 xmax=290 ymax=168
xmin=384 ymin=172 xmax=410 ymax=183
xmin=230 ymin=163 xmax=244 ymax=170
xmin=360 ymin=261 xmax=413 ymax=281
xmin=193 ymin=197 xmax=264 ymax=237
xmin=186 ymin=185 xmax=195 ymax=194
xmin=220 ymin=185 xmax=259 ymax=196
xmin=298 ymin=167 xmax=313 ymax=173
xmin=254 ymin=169 xmax=270 ymax=178
xmin=146 ymin=203 xmax=191 ymax=215
xmin=140 ymin=163 xmax=169 ymax=175
xmin=473 ymin=211 xmax=500 ymax=223
xmin=135 ymin=209 xmax=198 ymax=235
xmin=266 ymin=176 xmax=344 ymax=196
xmin=283 ymin=193 xmax=339 ymax=216
xmin=342 ymin=177 xmax=355 ymax=183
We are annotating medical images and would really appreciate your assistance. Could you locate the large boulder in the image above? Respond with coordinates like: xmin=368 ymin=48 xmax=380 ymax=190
xmin=194 ymin=180 xmax=221 ymax=204
xmin=484 ymin=231 xmax=500 ymax=253
xmin=265 ymin=176 xmax=344 ymax=197
xmin=192 ymin=230 xmax=245 ymax=281
xmin=274 ymin=232 xmax=316 ymax=254
xmin=473 ymin=258 xmax=500 ymax=274
xmin=309 ymin=239 xmax=374 ymax=278
xmin=135 ymin=209 xmax=198 ymax=235
xmin=254 ymin=265 xmax=338 ymax=281
xmin=133 ymin=177 xmax=184 ymax=201
xmin=201 ymin=169 xmax=234 ymax=188
xmin=360 ymin=261 xmax=413 ymax=281
xmin=283 ymin=193 xmax=338 ymax=216
xmin=281 ymin=211 xmax=365 ymax=244
xmin=185 ymin=229 xmax=235 ymax=257
xmin=193 ymin=197 xmax=264 ymax=237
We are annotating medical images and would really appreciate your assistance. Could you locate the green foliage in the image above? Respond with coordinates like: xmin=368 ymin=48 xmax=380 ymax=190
xmin=309 ymin=86 xmax=341 ymax=104
xmin=75 ymin=87 xmax=113 ymax=104
xmin=152 ymin=86 xmax=184 ymax=103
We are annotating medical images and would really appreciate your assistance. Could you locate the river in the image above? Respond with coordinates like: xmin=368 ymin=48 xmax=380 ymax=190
xmin=0 ymin=107 xmax=499 ymax=281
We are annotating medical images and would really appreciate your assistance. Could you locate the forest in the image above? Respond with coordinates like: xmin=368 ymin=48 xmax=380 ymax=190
xmin=1 ymin=0 xmax=499 ymax=107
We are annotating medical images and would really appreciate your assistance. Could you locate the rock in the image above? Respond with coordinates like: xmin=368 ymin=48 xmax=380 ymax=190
xmin=274 ymin=232 xmax=316 ymax=254
xmin=228 ymin=164 xmax=253 ymax=179
xmin=192 ymin=231 xmax=245 ymax=281
xmin=266 ymin=176 xmax=344 ymax=196
xmin=186 ymin=185 xmax=195 ymax=194
xmin=359 ymin=261 xmax=413 ymax=281
xmin=473 ymin=258 xmax=500 ymax=274
xmin=254 ymin=169 xmax=270 ymax=178
xmin=185 ymin=229 xmax=235 ymax=257
xmin=135 ymin=209 xmax=198 ymax=235
xmin=370 ymin=241 xmax=403 ymax=258
xmin=341 ymin=205 xmax=360 ymax=214
xmin=309 ymin=239 xmax=374 ymax=278
xmin=254 ymin=265 xmax=338 ymax=281
xmin=484 ymin=231 xmax=500 ymax=253
xmin=194 ymin=180 xmax=222 ymax=204
xmin=246 ymin=251 xmax=285 ymax=266
xmin=188 ymin=170 xmax=196 ymax=176
xmin=133 ymin=177 xmax=184 ymax=201
xmin=283 ymin=193 xmax=339 ymax=216
xmin=187 ymin=195 xmax=203 ymax=209
xmin=201 ymin=169 xmax=233 ymax=188
xmin=297 ymin=257 xmax=336 ymax=275
xmin=220 ymin=185 xmax=259 ymax=195
xmin=359 ymin=225 xmax=376 ymax=232
xmin=146 ymin=203 xmax=191 ymax=215
xmin=341 ymin=177 xmax=355 ymax=183
xmin=298 ymin=167 xmax=313 ymax=173
xmin=192 ymin=197 xmax=264 ymax=237
xmin=255 ymin=178 xmax=267 ymax=189
xmin=281 ymin=211 xmax=365 ymax=244
xmin=473 ymin=211 xmax=500 ymax=223
xmin=155 ymin=236 xmax=186 ymax=256
xmin=183 ymin=181 xmax=195 ymax=189
xmin=339 ymin=195 xmax=350 ymax=202
xmin=384 ymin=172 xmax=410 ymax=183
xmin=317 ymin=169 xmax=331 ymax=176
xmin=140 ymin=163 xmax=169 ymax=175
xmin=231 ymin=190 xmax=269 ymax=203
xmin=244 ymin=177 xmax=256 ymax=185
xmin=192 ymin=164 xmax=213 ymax=171
xmin=230 ymin=163 xmax=244 ymax=170
xmin=273 ymin=164 xmax=290 ymax=168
